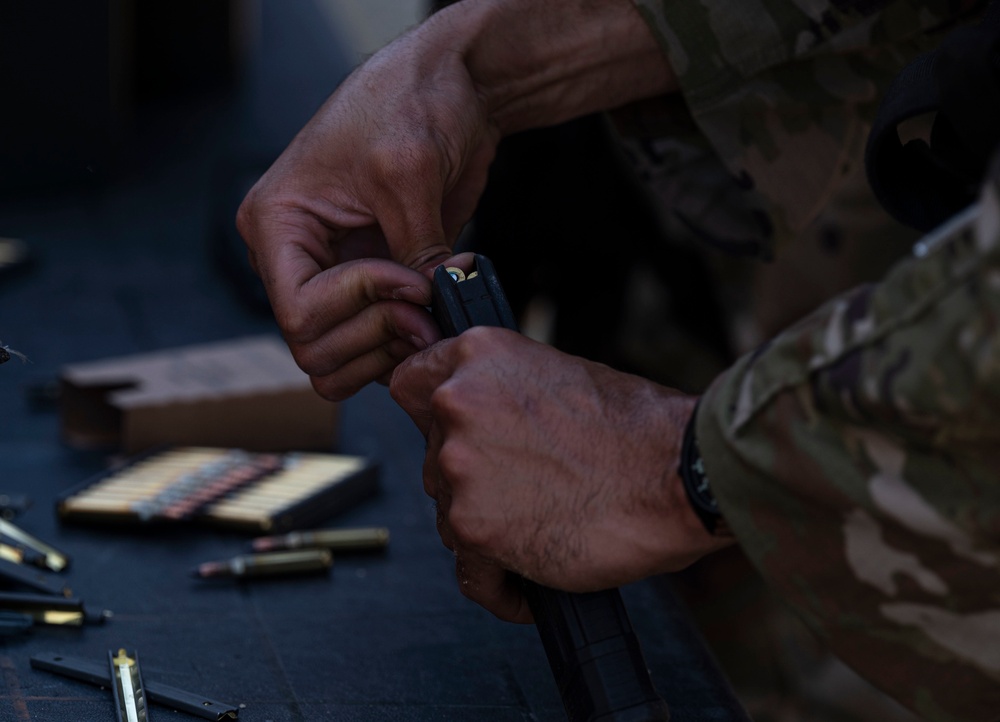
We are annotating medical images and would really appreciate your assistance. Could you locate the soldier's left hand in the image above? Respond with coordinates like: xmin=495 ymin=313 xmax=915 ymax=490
xmin=389 ymin=327 xmax=733 ymax=622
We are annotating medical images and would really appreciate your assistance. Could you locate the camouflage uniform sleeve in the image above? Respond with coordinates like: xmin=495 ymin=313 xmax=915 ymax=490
xmin=696 ymin=158 xmax=1000 ymax=720
xmin=630 ymin=0 xmax=971 ymax=250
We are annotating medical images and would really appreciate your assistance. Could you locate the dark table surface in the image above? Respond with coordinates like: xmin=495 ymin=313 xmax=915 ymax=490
xmin=0 ymin=266 xmax=748 ymax=722
xmin=0 ymin=4 xmax=749 ymax=721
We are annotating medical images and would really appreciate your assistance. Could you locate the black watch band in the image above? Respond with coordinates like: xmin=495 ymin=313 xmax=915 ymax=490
xmin=678 ymin=401 xmax=724 ymax=535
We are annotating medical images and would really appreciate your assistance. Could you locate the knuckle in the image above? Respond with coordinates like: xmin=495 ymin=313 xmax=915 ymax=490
xmin=387 ymin=371 xmax=405 ymax=404
xmin=245 ymin=247 xmax=260 ymax=276
xmin=368 ymin=132 xmax=438 ymax=185
xmin=387 ymin=355 xmax=418 ymax=403
xmin=437 ymin=441 xmax=466 ymax=485
xmin=274 ymin=306 xmax=315 ymax=343
xmin=235 ymin=195 xmax=255 ymax=240
xmin=430 ymin=380 xmax=468 ymax=421
xmin=453 ymin=327 xmax=496 ymax=362
xmin=438 ymin=452 xmax=491 ymax=548
xmin=288 ymin=335 xmax=331 ymax=373
xmin=449 ymin=511 xmax=484 ymax=550
xmin=443 ymin=499 xmax=489 ymax=554
xmin=366 ymin=139 xmax=404 ymax=181
xmin=310 ymin=373 xmax=353 ymax=403
xmin=376 ymin=303 xmax=407 ymax=343
xmin=340 ymin=260 xmax=380 ymax=306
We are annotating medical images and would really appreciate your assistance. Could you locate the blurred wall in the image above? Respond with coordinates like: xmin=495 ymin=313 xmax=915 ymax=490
xmin=315 ymin=0 xmax=426 ymax=57
xmin=0 ymin=0 xmax=252 ymax=192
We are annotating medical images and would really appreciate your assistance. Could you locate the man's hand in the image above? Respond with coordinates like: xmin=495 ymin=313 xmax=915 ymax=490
xmin=237 ymin=25 xmax=500 ymax=401
xmin=390 ymin=329 xmax=733 ymax=622
xmin=237 ymin=0 xmax=675 ymax=401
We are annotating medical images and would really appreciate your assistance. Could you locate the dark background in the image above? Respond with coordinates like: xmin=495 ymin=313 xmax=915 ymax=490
xmin=0 ymin=2 xmax=745 ymax=720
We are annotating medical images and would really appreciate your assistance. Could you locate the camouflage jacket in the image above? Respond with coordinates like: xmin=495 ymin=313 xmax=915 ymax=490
xmin=698 ymin=156 xmax=1000 ymax=722
xmin=633 ymin=2 xmax=1000 ymax=719
xmin=631 ymin=0 xmax=979 ymax=254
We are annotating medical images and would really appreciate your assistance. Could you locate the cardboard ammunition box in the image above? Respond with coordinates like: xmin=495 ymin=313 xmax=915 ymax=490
xmin=59 ymin=335 xmax=336 ymax=454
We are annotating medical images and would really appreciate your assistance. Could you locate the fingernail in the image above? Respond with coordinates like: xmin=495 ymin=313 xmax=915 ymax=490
xmin=409 ymin=335 xmax=429 ymax=351
xmin=393 ymin=286 xmax=428 ymax=304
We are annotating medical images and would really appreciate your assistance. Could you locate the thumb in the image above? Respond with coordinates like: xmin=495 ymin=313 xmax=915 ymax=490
xmin=388 ymin=339 xmax=458 ymax=437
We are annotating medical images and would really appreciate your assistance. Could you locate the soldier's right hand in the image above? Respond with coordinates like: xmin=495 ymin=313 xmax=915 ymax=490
xmin=236 ymin=21 xmax=501 ymax=401
xmin=236 ymin=0 xmax=674 ymax=401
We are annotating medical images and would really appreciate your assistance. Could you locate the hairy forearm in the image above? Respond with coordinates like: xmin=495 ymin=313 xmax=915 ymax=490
xmin=417 ymin=0 xmax=676 ymax=134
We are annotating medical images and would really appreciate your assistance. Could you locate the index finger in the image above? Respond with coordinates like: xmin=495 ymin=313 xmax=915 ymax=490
xmin=255 ymin=219 xmax=433 ymax=340
xmin=389 ymin=338 xmax=460 ymax=437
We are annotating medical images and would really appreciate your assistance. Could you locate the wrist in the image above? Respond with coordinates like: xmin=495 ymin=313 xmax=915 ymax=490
xmin=664 ymin=396 xmax=735 ymax=565
xmin=421 ymin=0 xmax=676 ymax=135
xmin=678 ymin=399 xmax=731 ymax=538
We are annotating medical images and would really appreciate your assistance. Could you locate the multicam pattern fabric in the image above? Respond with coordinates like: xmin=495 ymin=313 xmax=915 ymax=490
xmin=630 ymin=1 xmax=997 ymax=717
xmin=631 ymin=0 xmax=979 ymax=256
xmin=697 ymin=152 xmax=1000 ymax=721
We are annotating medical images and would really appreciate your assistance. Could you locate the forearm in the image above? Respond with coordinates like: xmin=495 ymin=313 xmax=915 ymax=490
xmin=415 ymin=0 xmax=677 ymax=134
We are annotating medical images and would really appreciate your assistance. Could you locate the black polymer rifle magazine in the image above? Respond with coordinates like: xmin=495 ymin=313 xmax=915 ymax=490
xmin=431 ymin=254 xmax=670 ymax=722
